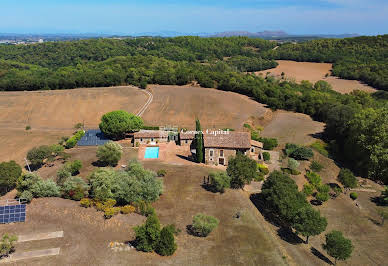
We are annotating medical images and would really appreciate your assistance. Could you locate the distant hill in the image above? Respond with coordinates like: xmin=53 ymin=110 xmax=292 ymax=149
xmin=211 ymin=30 xmax=288 ymax=38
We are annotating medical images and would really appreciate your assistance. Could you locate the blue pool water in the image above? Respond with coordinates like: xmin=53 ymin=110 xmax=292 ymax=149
xmin=144 ymin=147 xmax=160 ymax=159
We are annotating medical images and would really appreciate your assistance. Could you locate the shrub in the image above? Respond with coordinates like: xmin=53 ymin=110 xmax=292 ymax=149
xmin=338 ymin=168 xmax=357 ymax=189
xmin=134 ymin=201 xmax=156 ymax=217
xmin=157 ymin=169 xmax=167 ymax=177
xmin=263 ymin=152 xmax=271 ymax=161
xmin=30 ymin=179 xmax=60 ymax=198
xmin=49 ymin=144 xmax=65 ymax=156
xmin=59 ymin=136 xmax=69 ymax=146
xmin=64 ymin=160 xmax=82 ymax=175
xmin=209 ymin=172 xmax=231 ymax=193
xmin=227 ymin=153 xmax=258 ymax=189
xmin=290 ymin=147 xmax=314 ymax=160
xmin=95 ymin=202 xmax=105 ymax=211
xmin=25 ymin=125 xmax=31 ymax=130
xmin=88 ymin=168 xmax=116 ymax=201
xmin=61 ymin=176 xmax=89 ymax=201
xmin=310 ymin=140 xmax=329 ymax=157
xmin=26 ymin=145 xmax=52 ymax=168
xmin=99 ymin=110 xmax=144 ymax=139
xmin=16 ymin=172 xmax=41 ymax=192
xmin=310 ymin=161 xmax=324 ymax=172
xmin=258 ymin=164 xmax=269 ymax=175
xmin=191 ymin=213 xmax=219 ymax=237
xmin=305 ymin=171 xmax=322 ymax=188
xmin=259 ymin=137 xmax=278 ymax=150
xmin=288 ymin=158 xmax=300 ymax=171
xmin=65 ymin=130 xmax=85 ymax=149
xmin=104 ymin=198 xmax=117 ymax=208
xmin=134 ymin=213 xmax=161 ymax=252
xmin=88 ymin=162 xmax=163 ymax=205
xmin=0 ymin=160 xmax=22 ymax=194
xmin=316 ymin=185 xmax=330 ymax=203
xmin=80 ymin=198 xmax=92 ymax=208
xmin=0 ymin=233 xmax=18 ymax=257
xmin=155 ymin=225 xmax=177 ymax=256
xmin=19 ymin=190 xmax=33 ymax=203
xmin=350 ymin=192 xmax=358 ymax=200
xmin=74 ymin=122 xmax=84 ymax=130
xmin=56 ymin=168 xmax=71 ymax=185
xmin=120 ymin=205 xmax=136 ymax=214
xmin=285 ymin=143 xmax=299 ymax=156
xmin=303 ymin=183 xmax=315 ymax=196
xmin=332 ymin=185 xmax=343 ymax=197
xmin=104 ymin=207 xmax=120 ymax=219
xmin=96 ymin=141 xmax=123 ymax=166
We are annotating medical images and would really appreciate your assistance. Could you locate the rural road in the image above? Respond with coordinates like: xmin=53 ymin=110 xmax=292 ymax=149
xmin=136 ymin=89 xmax=153 ymax=117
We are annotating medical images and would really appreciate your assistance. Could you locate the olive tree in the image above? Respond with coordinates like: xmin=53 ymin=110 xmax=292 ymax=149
xmin=96 ymin=141 xmax=123 ymax=166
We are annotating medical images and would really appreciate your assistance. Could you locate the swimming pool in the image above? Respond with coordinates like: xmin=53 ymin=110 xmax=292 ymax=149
xmin=144 ymin=147 xmax=160 ymax=159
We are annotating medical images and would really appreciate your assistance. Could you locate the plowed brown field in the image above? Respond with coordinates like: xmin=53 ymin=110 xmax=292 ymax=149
xmin=257 ymin=60 xmax=376 ymax=94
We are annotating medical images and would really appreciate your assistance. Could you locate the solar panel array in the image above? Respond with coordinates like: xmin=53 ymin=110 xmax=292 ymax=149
xmin=0 ymin=204 xmax=26 ymax=224
xmin=77 ymin=129 xmax=110 ymax=146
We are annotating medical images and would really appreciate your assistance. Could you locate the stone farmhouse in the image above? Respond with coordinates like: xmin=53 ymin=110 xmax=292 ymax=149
xmin=203 ymin=131 xmax=261 ymax=166
xmin=179 ymin=132 xmax=195 ymax=146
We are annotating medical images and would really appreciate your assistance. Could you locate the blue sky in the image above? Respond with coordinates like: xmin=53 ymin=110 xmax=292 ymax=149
xmin=1 ymin=0 xmax=387 ymax=35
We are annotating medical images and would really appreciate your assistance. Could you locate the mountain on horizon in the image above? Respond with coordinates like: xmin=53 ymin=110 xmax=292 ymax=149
xmin=211 ymin=30 xmax=288 ymax=38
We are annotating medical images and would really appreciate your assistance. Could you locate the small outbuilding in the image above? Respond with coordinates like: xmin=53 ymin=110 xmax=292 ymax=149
xmin=133 ymin=130 xmax=168 ymax=146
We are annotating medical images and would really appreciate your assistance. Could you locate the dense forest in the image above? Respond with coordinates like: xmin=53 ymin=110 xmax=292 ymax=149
xmin=0 ymin=36 xmax=387 ymax=183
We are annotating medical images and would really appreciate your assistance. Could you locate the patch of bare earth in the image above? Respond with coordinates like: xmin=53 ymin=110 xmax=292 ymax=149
xmin=261 ymin=110 xmax=325 ymax=146
xmin=256 ymin=60 xmax=376 ymax=94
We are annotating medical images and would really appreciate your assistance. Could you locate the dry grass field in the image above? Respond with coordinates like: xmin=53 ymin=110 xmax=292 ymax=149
xmin=261 ymin=110 xmax=325 ymax=146
xmin=145 ymin=85 xmax=269 ymax=130
xmin=257 ymin=60 xmax=376 ymax=94
xmin=0 ymin=86 xmax=148 ymax=130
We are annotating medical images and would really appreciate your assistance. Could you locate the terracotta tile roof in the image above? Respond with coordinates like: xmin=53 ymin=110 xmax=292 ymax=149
xmin=204 ymin=132 xmax=251 ymax=149
xmin=133 ymin=130 xmax=168 ymax=138
xmin=179 ymin=132 xmax=196 ymax=140
xmin=250 ymin=140 xmax=263 ymax=148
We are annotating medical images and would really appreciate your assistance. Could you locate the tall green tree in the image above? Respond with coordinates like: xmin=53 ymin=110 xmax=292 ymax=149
xmin=261 ymin=171 xmax=309 ymax=224
xmin=0 ymin=161 xmax=22 ymax=194
xmin=345 ymin=108 xmax=388 ymax=183
xmin=323 ymin=230 xmax=353 ymax=265
xmin=99 ymin=110 xmax=143 ymax=140
xmin=227 ymin=153 xmax=257 ymax=189
xmin=195 ymin=119 xmax=204 ymax=163
xmin=293 ymin=207 xmax=327 ymax=244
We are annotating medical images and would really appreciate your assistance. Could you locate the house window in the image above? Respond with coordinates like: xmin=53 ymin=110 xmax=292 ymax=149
xmin=251 ymin=147 xmax=254 ymax=153
xmin=151 ymin=138 xmax=154 ymax=142
xmin=140 ymin=138 xmax=143 ymax=141
xmin=209 ymin=150 xmax=214 ymax=157
xmin=185 ymin=140 xmax=188 ymax=144
xmin=220 ymin=150 xmax=224 ymax=157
